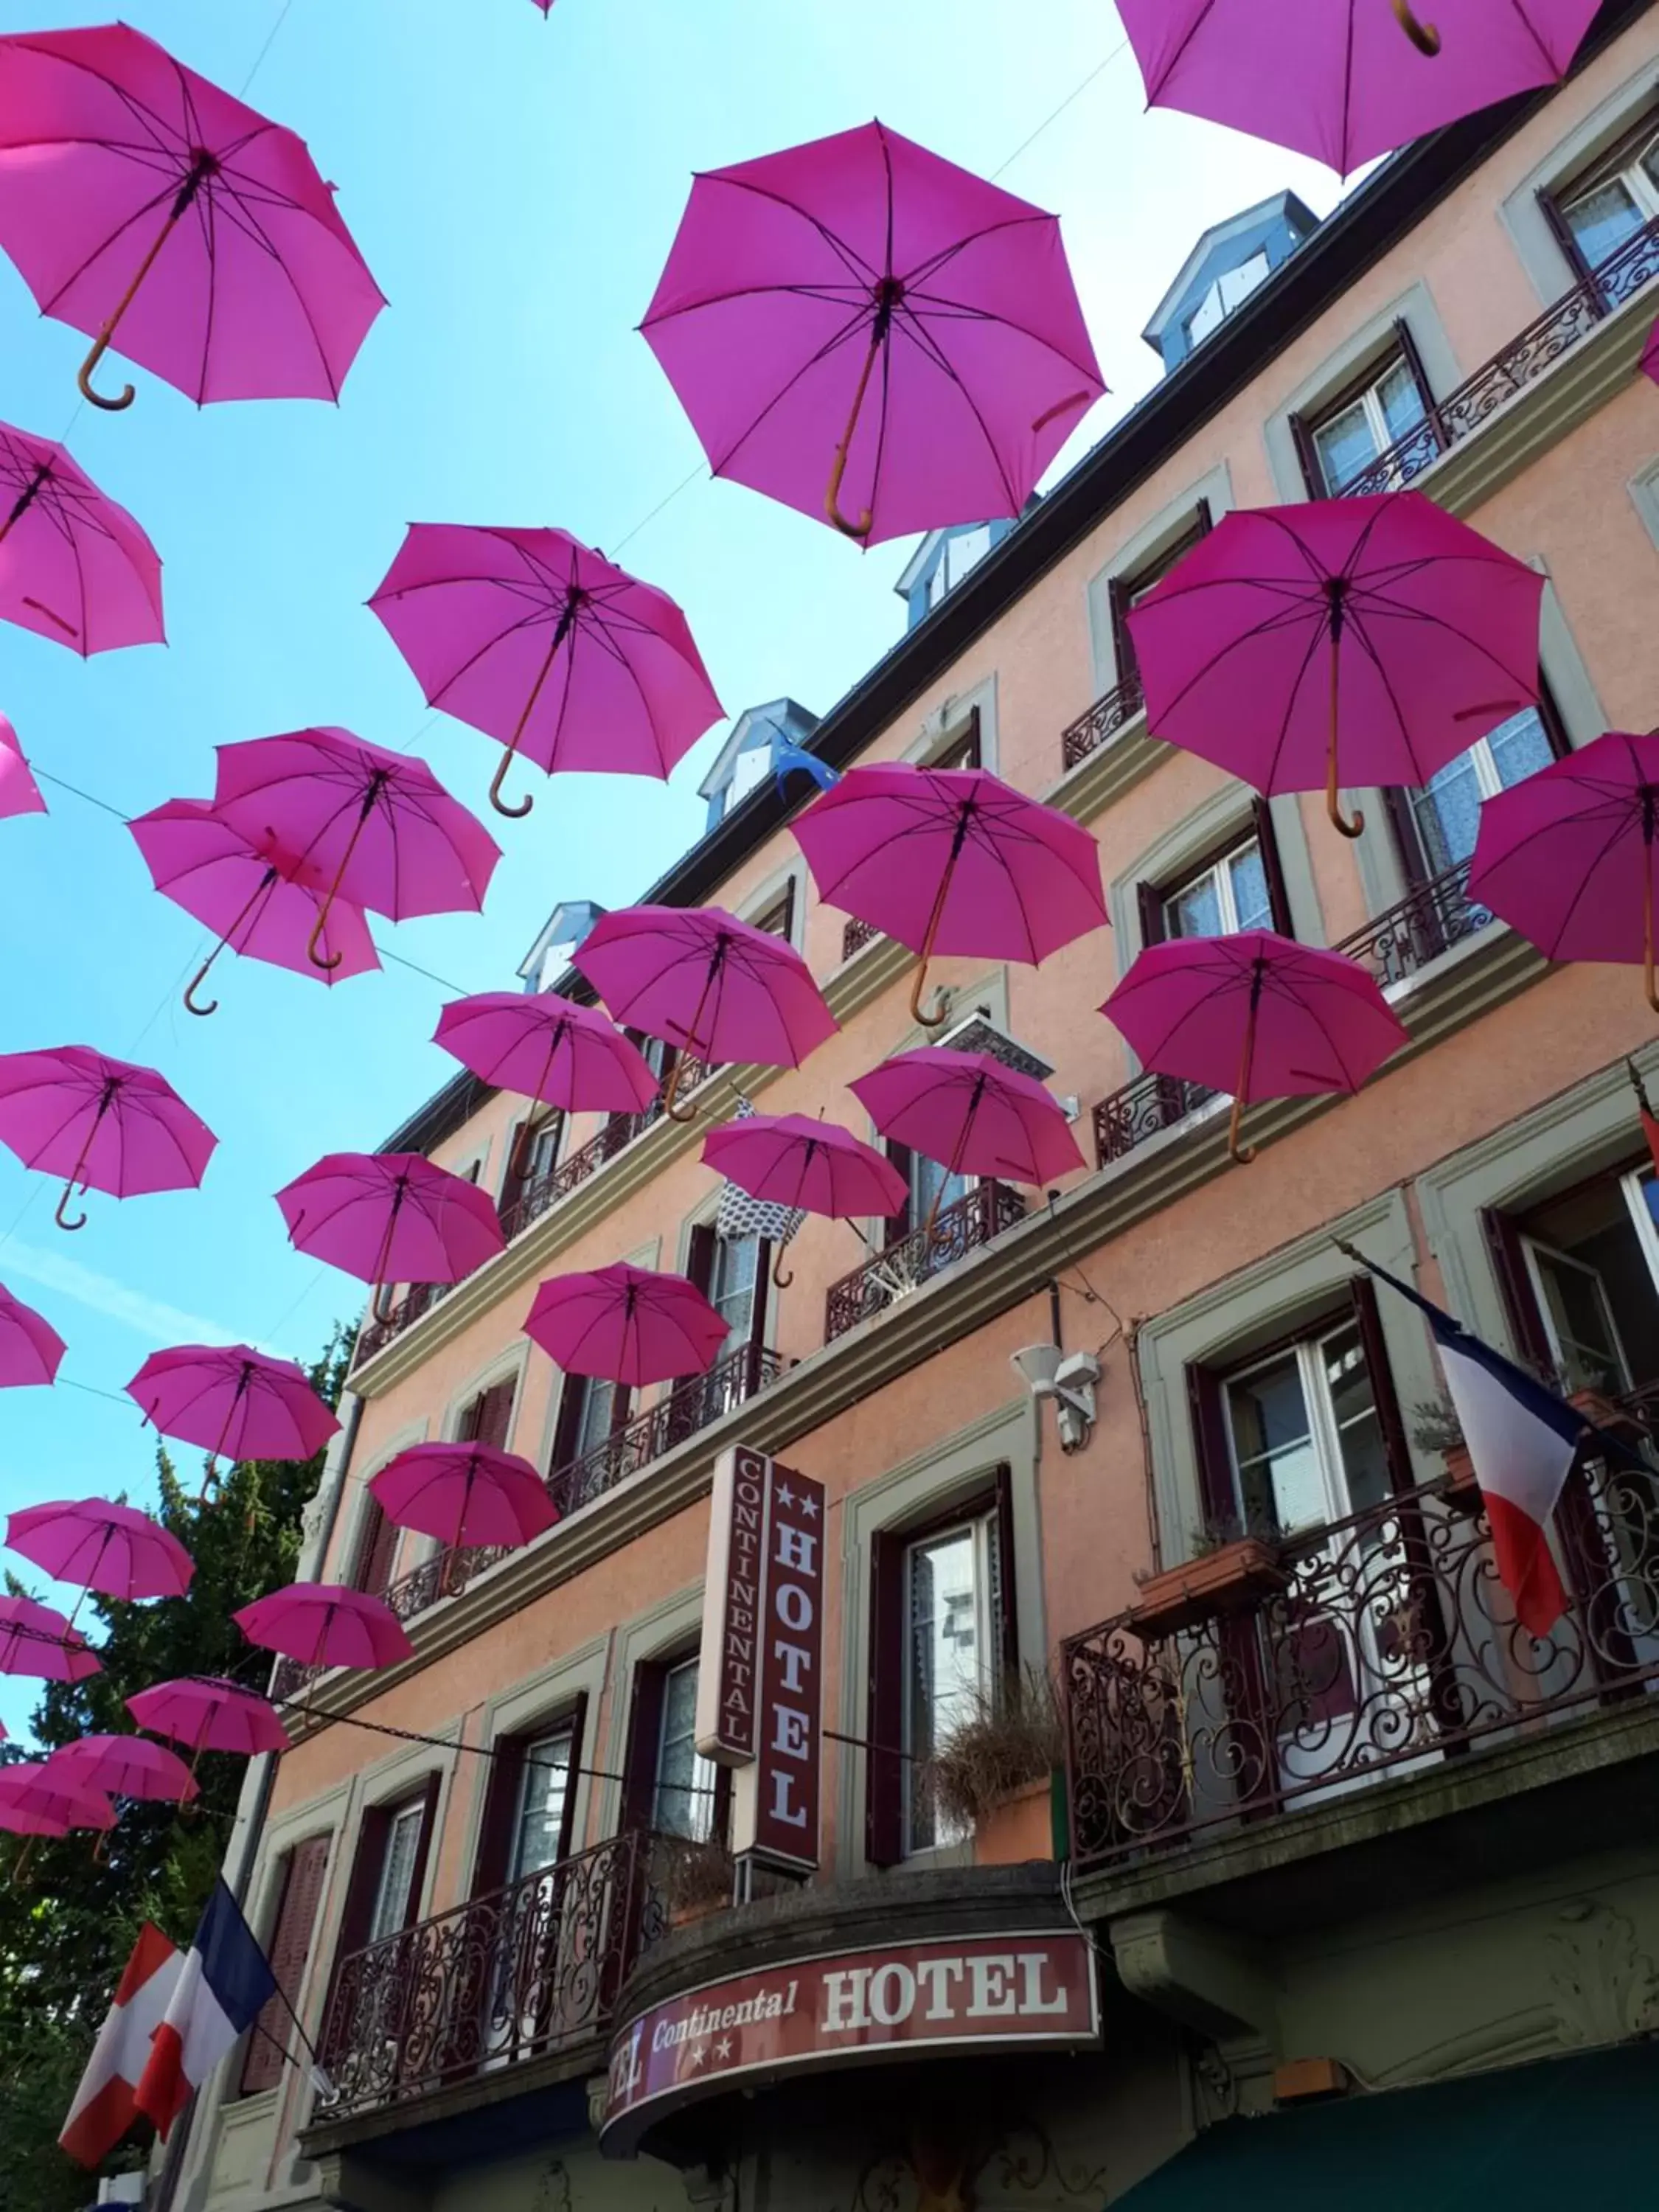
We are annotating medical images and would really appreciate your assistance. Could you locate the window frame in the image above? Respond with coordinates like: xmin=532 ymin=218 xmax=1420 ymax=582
xmin=899 ymin=1506 xmax=1004 ymax=1856
xmin=619 ymin=1645 xmax=731 ymax=1846
xmin=238 ymin=1832 xmax=332 ymax=2097
xmin=1291 ymin=323 xmax=1440 ymax=497
xmin=1108 ymin=501 xmax=1212 ymax=687
xmin=1221 ymin=1314 xmax=1382 ymax=1539
xmin=1138 ymin=801 xmax=1294 ymax=947
xmin=1384 ymin=681 xmax=1570 ymax=889
xmin=473 ymin=1696 xmax=588 ymax=1897
xmin=1538 ymin=105 xmax=1659 ymax=283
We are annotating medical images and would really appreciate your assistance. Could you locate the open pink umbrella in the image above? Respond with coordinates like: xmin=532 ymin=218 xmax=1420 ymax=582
xmin=0 ymin=1593 xmax=100 ymax=1682
xmin=0 ymin=1763 xmax=114 ymax=1837
xmin=1469 ymin=728 xmax=1659 ymax=1011
xmin=1119 ymin=1 xmax=1600 ymax=176
xmin=434 ymin=991 xmax=658 ymax=1127
xmin=125 ymin=1343 xmax=340 ymax=1470
xmin=0 ymin=1282 xmax=64 ymax=1388
xmin=212 ymin=728 xmax=501 ymax=972
xmin=0 ymin=21 xmax=384 ymax=410
xmin=793 ymin=763 xmax=1106 ymax=1026
xmin=1103 ymin=931 xmax=1408 ymax=1164
xmin=129 ymin=799 xmax=378 ymax=1015
xmin=0 ymin=422 xmax=164 ymax=653
xmin=370 ymin=526 xmax=726 ymax=818
xmin=0 ymin=713 xmax=45 ymax=818
xmin=849 ymin=1047 xmax=1085 ymax=1197
xmin=577 ymin=906 xmax=837 ymax=1121
xmin=1644 ymin=318 xmax=1659 ymax=389
xmin=52 ymin=1735 xmax=198 ymax=1806
xmin=0 ymin=1045 xmax=217 ymax=1231
xmin=525 ymin=1262 xmax=729 ymax=1386
xmin=276 ymin=1150 xmax=506 ymax=1318
xmin=1128 ymin=493 xmax=1544 ymax=839
xmin=7 ymin=1499 xmax=195 ymax=1606
xmin=644 ymin=120 xmax=1103 ymax=543
xmin=702 ymin=1110 xmax=907 ymax=1287
xmin=127 ymin=1675 xmax=289 ymax=1754
xmin=370 ymin=1441 xmax=559 ymax=1551
xmin=235 ymin=1582 xmax=413 ymax=1671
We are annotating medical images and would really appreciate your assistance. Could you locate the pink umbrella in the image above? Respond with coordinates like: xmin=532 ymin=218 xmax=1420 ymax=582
xmin=793 ymin=763 xmax=1106 ymax=1026
xmin=276 ymin=1151 xmax=506 ymax=1318
xmin=849 ymin=1047 xmax=1085 ymax=1199
xmin=1644 ymin=317 xmax=1659 ymax=389
xmin=234 ymin=1582 xmax=414 ymax=1671
xmin=577 ymin=906 xmax=837 ymax=1121
xmin=0 ymin=1045 xmax=217 ymax=1231
xmin=369 ymin=1441 xmax=559 ymax=1551
xmin=127 ymin=1675 xmax=289 ymax=1755
xmin=7 ymin=1498 xmax=195 ymax=1605
xmin=434 ymin=991 xmax=658 ymax=1130
xmin=1128 ymin=493 xmax=1544 ymax=839
xmin=0 ymin=421 xmax=164 ymax=653
xmin=0 ymin=21 xmax=384 ymax=410
xmin=0 ymin=713 xmax=45 ymax=818
xmin=642 ymin=119 xmax=1104 ymax=543
xmin=1103 ymin=931 xmax=1408 ymax=1164
xmin=0 ymin=1593 xmax=100 ymax=1682
xmin=701 ymin=1110 xmax=906 ymax=1286
xmin=129 ymin=799 xmax=379 ymax=1016
xmin=0 ymin=1763 xmax=114 ymax=1837
xmin=1469 ymin=728 xmax=1659 ymax=1011
xmin=370 ymin=526 xmax=726 ymax=818
xmin=1119 ymin=1 xmax=1600 ymax=176
xmin=125 ymin=1343 xmax=340 ymax=1470
xmin=52 ymin=1735 xmax=198 ymax=1806
xmin=524 ymin=1262 xmax=729 ymax=1386
xmin=0 ymin=1281 xmax=64 ymax=1388
xmin=212 ymin=728 xmax=501 ymax=972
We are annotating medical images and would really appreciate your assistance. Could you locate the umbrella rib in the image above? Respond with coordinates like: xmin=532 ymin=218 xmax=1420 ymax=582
xmin=706 ymin=302 xmax=879 ymax=479
xmin=35 ymin=172 xmax=182 ymax=319
xmin=1520 ymin=804 xmax=1637 ymax=953
xmin=888 ymin=309 xmax=1023 ymax=516
xmin=645 ymin=172 xmax=879 ymax=311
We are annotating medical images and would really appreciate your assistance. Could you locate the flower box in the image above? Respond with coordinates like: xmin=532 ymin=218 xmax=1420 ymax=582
xmin=1130 ymin=1537 xmax=1284 ymax=1638
xmin=971 ymin=1775 xmax=1055 ymax=1867
xmin=1437 ymin=1441 xmax=1483 ymax=1512
xmin=1569 ymin=1388 xmax=1644 ymax=1442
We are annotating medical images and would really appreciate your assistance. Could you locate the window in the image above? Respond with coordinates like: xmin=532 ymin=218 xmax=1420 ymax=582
xmin=928 ymin=708 xmax=983 ymax=773
xmin=1222 ymin=1318 xmax=1391 ymax=1538
xmin=329 ymin=1778 xmax=439 ymax=2013
xmin=472 ymin=1700 xmax=587 ymax=1898
xmin=727 ymin=743 xmax=771 ymax=813
xmin=509 ymin=1728 xmax=573 ymax=1881
xmin=652 ymin=1658 xmax=719 ymax=1841
xmin=1499 ymin=1168 xmax=1659 ymax=1394
xmin=1395 ymin=703 xmax=1562 ymax=881
xmin=1162 ymin=835 xmax=1273 ymax=941
xmin=926 ymin=525 xmax=993 ymax=609
xmin=1185 ymin=250 xmax=1270 ymax=347
xmin=349 ymin=1493 xmax=399 ymax=1598
xmin=498 ymin=1111 xmax=561 ymax=1227
xmin=458 ymin=1377 xmax=515 ymax=1452
xmin=748 ymin=879 xmax=796 ymax=943
xmin=240 ymin=1834 xmax=330 ymax=2095
xmin=1109 ymin=503 xmax=1212 ymax=687
xmin=367 ymin=1800 xmax=426 ymax=1943
xmin=707 ymin=1234 xmax=759 ymax=1349
xmin=902 ymin=1514 xmax=1002 ymax=1853
xmin=1548 ymin=114 xmax=1659 ymax=274
xmin=1309 ymin=354 xmax=1427 ymax=494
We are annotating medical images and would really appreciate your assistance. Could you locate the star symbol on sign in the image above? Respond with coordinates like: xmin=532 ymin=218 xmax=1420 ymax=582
xmin=776 ymin=1483 xmax=795 ymax=1509
xmin=800 ymin=1492 xmax=819 ymax=1519
xmin=687 ymin=2042 xmax=708 ymax=2070
xmin=715 ymin=2036 xmax=734 ymax=2060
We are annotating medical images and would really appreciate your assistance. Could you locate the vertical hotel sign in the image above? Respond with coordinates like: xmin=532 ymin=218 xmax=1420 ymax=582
xmin=695 ymin=1447 xmax=825 ymax=1873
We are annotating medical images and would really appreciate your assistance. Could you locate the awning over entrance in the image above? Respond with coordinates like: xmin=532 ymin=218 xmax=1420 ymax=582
xmin=1112 ymin=2044 xmax=1659 ymax=2209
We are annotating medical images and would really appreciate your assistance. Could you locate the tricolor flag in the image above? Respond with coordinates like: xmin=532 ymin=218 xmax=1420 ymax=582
xmin=1343 ymin=1245 xmax=1642 ymax=1635
xmin=133 ymin=1879 xmax=277 ymax=2138
xmin=59 ymin=1923 xmax=183 ymax=2168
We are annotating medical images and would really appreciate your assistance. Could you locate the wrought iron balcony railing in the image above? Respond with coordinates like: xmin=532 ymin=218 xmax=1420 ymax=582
xmin=1092 ymin=1072 xmax=1217 ymax=1170
xmin=354 ymin=1279 xmax=448 ymax=1367
xmin=1328 ymin=856 xmax=1493 ymax=988
xmin=1060 ymin=668 xmax=1146 ymax=772
xmin=841 ymin=914 xmax=880 ymax=960
xmin=318 ymin=1828 xmax=665 ymax=2121
xmin=824 ymin=1181 xmax=1026 ymax=1342
xmin=1062 ymin=1455 xmax=1659 ymax=1874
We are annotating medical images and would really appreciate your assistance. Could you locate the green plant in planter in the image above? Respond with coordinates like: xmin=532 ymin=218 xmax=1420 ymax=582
xmin=1410 ymin=1391 xmax=1464 ymax=1454
xmin=927 ymin=1664 xmax=1065 ymax=1834
xmin=660 ymin=1832 xmax=734 ymax=1916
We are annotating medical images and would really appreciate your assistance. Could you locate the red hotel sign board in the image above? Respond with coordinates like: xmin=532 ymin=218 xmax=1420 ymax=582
xmin=603 ymin=1933 xmax=1099 ymax=2140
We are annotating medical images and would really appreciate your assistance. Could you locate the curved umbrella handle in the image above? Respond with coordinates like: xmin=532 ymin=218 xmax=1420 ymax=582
xmin=77 ymin=336 xmax=136 ymax=414
xmin=662 ymin=1051 xmax=701 ymax=1125
xmin=489 ymin=749 xmax=534 ymax=819
xmin=771 ymin=1246 xmax=794 ymax=1291
xmin=908 ymin=967 xmax=950 ymax=1029
xmin=1391 ymin=0 xmax=1441 ymax=54
xmin=307 ymin=807 xmax=377 ymax=971
xmin=1227 ymin=975 xmax=1262 ymax=1166
xmin=54 ymin=1180 xmax=89 ymax=1231
xmin=184 ymin=951 xmax=221 ymax=1018
xmin=1326 ymin=633 xmax=1364 ymax=839
xmin=824 ymin=324 xmax=883 ymax=542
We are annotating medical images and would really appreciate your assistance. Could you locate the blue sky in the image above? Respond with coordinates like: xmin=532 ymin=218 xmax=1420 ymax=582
xmin=0 ymin=0 xmax=1335 ymax=1733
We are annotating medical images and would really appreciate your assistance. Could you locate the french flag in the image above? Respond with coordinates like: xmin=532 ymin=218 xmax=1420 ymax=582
xmin=134 ymin=1879 xmax=277 ymax=2137
xmin=1349 ymin=1248 xmax=1641 ymax=1635
xmin=59 ymin=1923 xmax=183 ymax=2167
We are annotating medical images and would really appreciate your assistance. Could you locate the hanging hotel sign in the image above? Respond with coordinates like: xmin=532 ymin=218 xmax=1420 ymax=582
xmin=695 ymin=1447 xmax=824 ymax=1873
xmin=602 ymin=1932 xmax=1099 ymax=2145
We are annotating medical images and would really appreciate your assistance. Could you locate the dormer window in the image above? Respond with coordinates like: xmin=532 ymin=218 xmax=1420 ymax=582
xmin=925 ymin=525 xmax=992 ymax=610
xmin=1184 ymin=249 xmax=1270 ymax=347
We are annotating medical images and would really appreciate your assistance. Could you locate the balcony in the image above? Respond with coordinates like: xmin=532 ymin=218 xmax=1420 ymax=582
xmin=1062 ymin=1457 xmax=1659 ymax=1875
xmin=824 ymin=1180 xmax=1026 ymax=1342
xmin=317 ymin=1828 xmax=664 ymax=2123
xmin=354 ymin=1279 xmax=449 ymax=1367
xmin=1060 ymin=668 xmax=1145 ymax=773
xmin=841 ymin=914 xmax=880 ymax=960
xmin=1092 ymin=1071 xmax=1217 ymax=1169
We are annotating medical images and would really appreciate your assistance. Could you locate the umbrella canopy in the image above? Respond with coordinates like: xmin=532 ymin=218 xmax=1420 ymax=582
xmin=0 ymin=1763 xmax=114 ymax=1836
xmin=7 ymin=1498 xmax=194 ymax=1603
xmin=370 ymin=525 xmax=726 ymax=818
xmin=0 ymin=420 xmax=164 ymax=653
xmin=643 ymin=119 xmax=1103 ymax=544
xmin=703 ymin=1111 xmax=907 ymax=1219
xmin=1127 ymin=493 xmax=1545 ymax=839
xmin=129 ymin=799 xmax=378 ymax=1016
xmin=793 ymin=763 xmax=1107 ymax=1026
xmin=1469 ymin=728 xmax=1659 ymax=1009
xmin=1103 ymin=931 xmax=1408 ymax=1164
xmin=1645 ymin=316 xmax=1659 ymax=389
xmin=125 ymin=1342 xmax=340 ymax=1466
xmin=1118 ymin=0 xmax=1600 ymax=176
xmin=0 ymin=712 xmax=45 ymax=818
xmin=0 ymin=1281 xmax=64 ymax=1388
xmin=525 ymin=1262 xmax=729 ymax=1387
xmin=127 ymin=1675 xmax=289 ymax=1754
xmin=577 ymin=906 xmax=837 ymax=1120
xmin=434 ymin=990 xmax=658 ymax=1119
xmin=52 ymin=1734 xmax=198 ymax=1805
xmin=369 ymin=1441 xmax=559 ymax=1551
xmin=0 ymin=1044 xmax=216 ymax=1231
xmin=0 ymin=1593 xmax=100 ymax=1681
xmin=849 ymin=1046 xmax=1085 ymax=1186
xmin=212 ymin=728 xmax=501 ymax=973
xmin=0 ymin=21 xmax=384 ymax=409
xmin=276 ymin=1151 xmax=506 ymax=1315
xmin=234 ymin=1582 xmax=413 ymax=1671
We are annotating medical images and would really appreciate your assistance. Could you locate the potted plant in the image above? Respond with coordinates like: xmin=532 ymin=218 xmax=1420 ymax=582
xmin=928 ymin=1666 xmax=1065 ymax=1868
xmin=1410 ymin=1392 xmax=1481 ymax=1510
xmin=1130 ymin=1514 xmax=1284 ymax=1637
xmin=659 ymin=1834 xmax=734 ymax=1930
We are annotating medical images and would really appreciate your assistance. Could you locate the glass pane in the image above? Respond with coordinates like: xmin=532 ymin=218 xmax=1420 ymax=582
xmin=1227 ymin=1354 xmax=1324 ymax=1534
xmin=709 ymin=1234 xmax=758 ymax=1346
xmin=1533 ymin=1248 xmax=1626 ymax=1392
xmin=653 ymin=1660 xmax=717 ymax=1841
xmin=912 ymin=1152 xmax=969 ymax=1226
xmin=574 ymin=1377 xmax=618 ymax=1458
xmin=1563 ymin=176 xmax=1645 ymax=268
xmin=1220 ymin=250 xmax=1270 ymax=313
xmin=1375 ymin=358 xmax=1426 ymax=444
xmin=905 ymin=1526 xmax=987 ymax=1851
xmin=511 ymin=1731 xmax=571 ymax=1880
xmin=1227 ymin=844 xmax=1272 ymax=933
xmin=946 ymin=526 xmax=992 ymax=588
xmin=1321 ymin=1324 xmax=1388 ymax=1516
xmin=1187 ymin=280 xmax=1225 ymax=346
xmin=1486 ymin=707 xmax=1554 ymax=791
xmin=1312 ymin=396 xmax=1377 ymax=491
xmin=369 ymin=1806 xmax=423 ymax=1942
xmin=1410 ymin=750 xmax=1484 ymax=874
xmin=1165 ymin=866 xmax=1225 ymax=941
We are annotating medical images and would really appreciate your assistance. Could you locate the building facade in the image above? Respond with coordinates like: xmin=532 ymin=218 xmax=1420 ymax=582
xmin=178 ymin=6 xmax=1659 ymax=2205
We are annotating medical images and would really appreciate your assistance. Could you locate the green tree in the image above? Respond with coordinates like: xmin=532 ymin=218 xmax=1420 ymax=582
xmin=0 ymin=1327 xmax=352 ymax=2212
